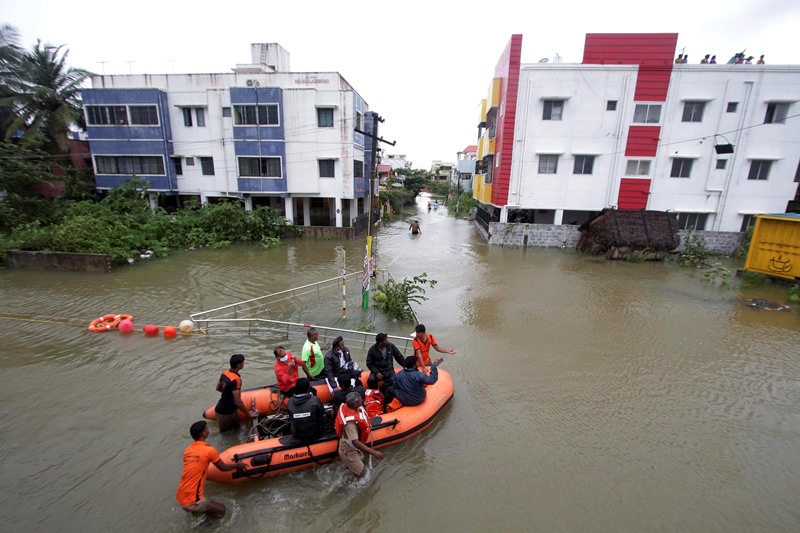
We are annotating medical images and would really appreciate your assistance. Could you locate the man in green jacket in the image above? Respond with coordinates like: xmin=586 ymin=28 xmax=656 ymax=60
xmin=302 ymin=327 xmax=330 ymax=379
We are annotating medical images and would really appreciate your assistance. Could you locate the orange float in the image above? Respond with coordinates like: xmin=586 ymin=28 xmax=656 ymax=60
xmin=88 ymin=314 xmax=133 ymax=333
xmin=205 ymin=369 xmax=454 ymax=484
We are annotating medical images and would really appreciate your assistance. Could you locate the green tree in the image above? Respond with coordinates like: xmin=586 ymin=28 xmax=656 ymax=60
xmin=396 ymin=168 xmax=432 ymax=198
xmin=0 ymin=25 xmax=24 ymax=136
xmin=1 ymin=36 xmax=91 ymax=154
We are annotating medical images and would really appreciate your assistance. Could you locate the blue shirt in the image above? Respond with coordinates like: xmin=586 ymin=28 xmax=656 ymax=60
xmin=393 ymin=364 xmax=438 ymax=406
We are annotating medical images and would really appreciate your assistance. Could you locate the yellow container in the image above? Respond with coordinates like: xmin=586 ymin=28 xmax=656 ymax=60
xmin=744 ymin=214 xmax=800 ymax=280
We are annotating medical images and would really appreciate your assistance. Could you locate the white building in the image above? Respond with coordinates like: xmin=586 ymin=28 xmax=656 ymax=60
xmin=474 ymin=34 xmax=800 ymax=232
xmin=82 ymin=43 xmax=375 ymax=228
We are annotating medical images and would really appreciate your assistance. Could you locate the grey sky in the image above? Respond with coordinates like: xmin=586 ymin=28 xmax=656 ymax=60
xmin=5 ymin=0 xmax=798 ymax=168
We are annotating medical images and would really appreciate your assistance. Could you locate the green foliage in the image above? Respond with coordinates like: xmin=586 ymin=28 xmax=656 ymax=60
xmin=677 ymin=231 xmax=710 ymax=267
xmin=733 ymin=225 xmax=754 ymax=260
xmin=379 ymin=189 xmax=415 ymax=212
xmin=788 ymin=285 xmax=800 ymax=303
xmin=741 ymin=270 xmax=767 ymax=286
xmin=373 ymin=272 xmax=437 ymax=322
xmin=627 ymin=249 xmax=654 ymax=263
xmin=446 ymin=191 xmax=478 ymax=216
xmin=394 ymin=168 xmax=432 ymax=198
xmin=703 ymin=262 xmax=732 ymax=285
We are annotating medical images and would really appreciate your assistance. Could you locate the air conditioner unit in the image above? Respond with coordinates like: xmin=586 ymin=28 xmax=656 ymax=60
xmin=246 ymin=79 xmax=254 ymax=87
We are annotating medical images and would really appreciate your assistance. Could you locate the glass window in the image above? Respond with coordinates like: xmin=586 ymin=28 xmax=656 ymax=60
xmin=234 ymin=104 xmax=279 ymax=125
xmin=182 ymin=107 xmax=192 ymax=127
xmin=317 ymin=108 xmax=334 ymax=127
xmin=670 ymin=158 xmax=693 ymax=178
xmin=195 ymin=108 xmax=205 ymax=127
xmin=633 ymin=104 xmax=661 ymax=124
xmin=538 ymin=154 xmax=559 ymax=174
xmin=354 ymin=160 xmax=364 ymax=178
xmin=607 ymin=100 xmax=617 ymax=111
xmin=678 ymin=213 xmax=708 ymax=230
xmin=727 ymin=102 xmax=738 ymax=113
xmin=172 ymin=157 xmax=182 ymax=176
xmin=222 ymin=107 xmax=232 ymax=118
xmin=129 ymin=105 xmax=158 ymax=125
xmin=625 ymin=160 xmax=651 ymax=176
xmin=185 ymin=157 xmax=194 ymax=166
xmin=764 ymin=103 xmax=789 ymax=124
xmin=86 ymin=105 xmax=128 ymax=125
xmin=238 ymin=157 xmax=282 ymax=177
xmin=356 ymin=111 xmax=363 ymax=131
xmin=542 ymin=100 xmax=564 ymax=120
xmin=716 ymin=159 xmax=728 ymax=170
xmin=200 ymin=157 xmax=215 ymax=175
xmin=573 ymin=155 xmax=595 ymax=175
xmin=319 ymin=159 xmax=335 ymax=177
xmin=95 ymin=156 xmax=164 ymax=175
xmin=740 ymin=215 xmax=756 ymax=232
xmin=747 ymin=160 xmax=772 ymax=180
xmin=682 ymin=102 xmax=705 ymax=122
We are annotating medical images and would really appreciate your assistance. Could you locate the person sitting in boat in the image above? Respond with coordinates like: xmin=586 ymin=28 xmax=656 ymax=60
xmin=176 ymin=421 xmax=245 ymax=519
xmin=287 ymin=378 xmax=327 ymax=442
xmin=409 ymin=220 xmax=421 ymax=235
xmin=363 ymin=388 xmax=385 ymax=418
xmin=392 ymin=356 xmax=442 ymax=408
xmin=332 ymin=370 xmax=366 ymax=408
xmin=335 ymin=392 xmax=384 ymax=477
xmin=323 ymin=336 xmax=362 ymax=394
xmin=302 ymin=327 xmax=330 ymax=380
xmin=366 ymin=333 xmax=405 ymax=391
xmin=274 ymin=345 xmax=313 ymax=397
xmin=214 ymin=354 xmax=254 ymax=433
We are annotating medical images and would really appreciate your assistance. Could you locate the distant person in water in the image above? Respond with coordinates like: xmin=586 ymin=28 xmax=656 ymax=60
xmin=427 ymin=201 xmax=432 ymax=210
xmin=409 ymin=220 xmax=421 ymax=235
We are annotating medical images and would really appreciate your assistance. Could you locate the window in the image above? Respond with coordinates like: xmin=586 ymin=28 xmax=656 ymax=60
xmin=573 ymin=155 xmax=595 ymax=175
xmin=182 ymin=107 xmax=193 ymax=127
xmin=538 ymin=154 xmax=559 ymax=174
xmin=633 ymin=104 xmax=661 ymax=123
xmin=764 ymin=103 xmax=790 ymax=124
xmin=542 ymin=100 xmax=564 ymax=120
xmin=86 ymin=105 xmax=128 ymax=125
xmin=195 ymin=108 xmax=205 ymax=127
xmin=678 ymin=213 xmax=708 ymax=230
xmin=185 ymin=157 xmax=194 ymax=166
xmin=682 ymin=102 xmax=706 ymax=122
xmin=727 ymin=102 xmax=738 ymax=113
xmin=740 ymin=215 xmax=756 ymax=232
xmin=317 ymin=108 xmax=334 ymax=127
xmin=318 ymin=159 xmax=335 ymax=177
xmin=625 ymin=160 xmax=651 ymax=176
xmin=747 ymin=160 xmax=772 ymax=180
xmin=607 ymin=100 xmax=617 ymax=111
xmin=128 ymin=106 xmax=159 ymax=125
xmin=354 ymin=160 xmax=364 ymax=178
xmin=238 ymin=157 xmax=282 ymax=177
xmin=200 ymin=157 xmax=215 ymax=175
xmin=222 ymin=107 xmax=232 ymax=118
xmin=356 ymin=111 xmax=363 ymax=131
xmin=234 ymin=104 xmax=279 ymax=125
xmin=95 ymin=156 xmax=165 ymax=175
xmin=172 ymin=157 xmax=182 ymax=176
xmin=716 ymin=159 xmax=728 ymax=170
xmin=670 ymin=158 xmax=694 ymax=178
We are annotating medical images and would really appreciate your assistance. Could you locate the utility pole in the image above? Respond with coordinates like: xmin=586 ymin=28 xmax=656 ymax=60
xmin=355 ymin=112 xmax=395 ymax=309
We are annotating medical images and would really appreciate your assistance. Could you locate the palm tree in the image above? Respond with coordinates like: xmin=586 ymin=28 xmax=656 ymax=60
xmin=0 ymin=25 xmax=24 ymax=136
xmin=2 ymin=37 xmax=91 ymax=154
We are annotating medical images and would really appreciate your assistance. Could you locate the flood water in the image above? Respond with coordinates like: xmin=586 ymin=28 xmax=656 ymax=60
xmin=2 ymin=196 xmax=799 ymax=532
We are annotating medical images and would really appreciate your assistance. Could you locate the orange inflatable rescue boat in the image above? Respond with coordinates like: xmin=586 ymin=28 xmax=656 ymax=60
xmin=206 ymin=369 xmax=454 ymax=484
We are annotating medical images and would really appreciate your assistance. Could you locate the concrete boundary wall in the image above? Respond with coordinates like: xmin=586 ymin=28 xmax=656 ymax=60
xmin=8 ymin=250 xmax=111 ymax=272
xmin=481 ymin=222 xmax=744 ymax=255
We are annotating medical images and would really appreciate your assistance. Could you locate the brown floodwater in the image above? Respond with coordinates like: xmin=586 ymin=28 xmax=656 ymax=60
xmin=1 ymin=195 xmax=799 ymax=532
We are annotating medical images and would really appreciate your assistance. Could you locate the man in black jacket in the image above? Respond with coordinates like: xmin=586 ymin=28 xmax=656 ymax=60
xmin=287 ymin=378 xmax=326 ymax=442
xmin=323 ymin=336 xmax=362 ymax=394
xmin=365 ymin=333 xmax=405 ymax=390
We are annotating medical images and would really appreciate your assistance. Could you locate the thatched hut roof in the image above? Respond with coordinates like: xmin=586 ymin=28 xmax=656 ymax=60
xmin=578 ymin=209 xmax=680 ymax=251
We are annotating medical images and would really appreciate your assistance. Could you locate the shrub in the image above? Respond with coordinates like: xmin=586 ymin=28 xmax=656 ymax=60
xmin=678 ymin=231 xmax=710 ymax=267
xmin=373 ymin=273 xmax=437 ymax=321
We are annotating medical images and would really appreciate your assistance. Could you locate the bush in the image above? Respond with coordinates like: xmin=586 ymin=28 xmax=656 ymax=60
xmin=373 ymin=273 xmax=437 ymax=321
xmin=677 ymin=231 xmax=710 ymax=267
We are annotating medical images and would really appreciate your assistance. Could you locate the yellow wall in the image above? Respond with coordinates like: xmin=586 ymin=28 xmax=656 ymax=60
xmin=744 ymin=215 xmax=800 ymax=280
xmin=487 ymin=78 xmax=501 ymax=109
xmin=473 ymin=174 xmax=493 ymax=204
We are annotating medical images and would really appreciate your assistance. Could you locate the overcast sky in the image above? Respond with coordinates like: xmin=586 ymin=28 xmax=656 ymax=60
xmin=5 ymin=0 xmax=799 ymax=168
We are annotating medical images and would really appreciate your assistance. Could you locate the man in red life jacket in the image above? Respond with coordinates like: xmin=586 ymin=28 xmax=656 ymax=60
xmin=175 ymin=421 xmax=245 ymax=519
xmin=335 ymin=392 xmax=384 ymax=477
xmin=214 ymin=354 xmax=256 ymax=432
xmin=412 ymin=324 xmax=456 ymax=369
xmin=274 ymin=345 xmax=312 ymax=396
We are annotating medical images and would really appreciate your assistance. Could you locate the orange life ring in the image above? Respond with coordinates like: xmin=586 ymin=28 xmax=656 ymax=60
xmin=88 ymin=313 xmax=132 ymax=333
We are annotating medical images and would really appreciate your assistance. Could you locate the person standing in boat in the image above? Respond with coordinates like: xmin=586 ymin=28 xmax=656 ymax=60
xmin=366 ymin=332 xmax=405 ymax=391
xmin=274 ymin=345 xmax=313 ymax=396
xmin=392 ymin=356 xmax=442 ymax=407
xmin=214 ymin=354 xmax=253 ymax=433
xmin=412 ymin=324 xmax=457 ymax=369
xmin=335 ymin=392 xmax=384 ymax=477
xmin=176 ymin=420 xmax=245 ymax=519
xmin=409 ymin=220 xmax=421 ymax=235
xmin=302 ymin=327 xmax=330 ymax=380
xmin=287 ymin=378 xmax=327 ymax=442
xmin=323 ymin=336 xmax=362 ymax=394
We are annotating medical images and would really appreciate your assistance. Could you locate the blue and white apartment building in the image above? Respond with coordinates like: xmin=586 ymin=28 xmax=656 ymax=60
xmin=82 ymin=43 xmax=374 ymax=227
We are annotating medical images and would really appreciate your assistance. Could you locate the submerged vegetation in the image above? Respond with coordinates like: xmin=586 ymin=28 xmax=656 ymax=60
xmin=373 ymin=272 xmax=437 ymax=321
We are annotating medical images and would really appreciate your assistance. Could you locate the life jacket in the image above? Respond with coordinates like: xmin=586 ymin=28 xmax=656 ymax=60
xmin=334 ymin=403 xmax=371 ymax=443
xmin=363 ymin=389 xmax=384 ymax=418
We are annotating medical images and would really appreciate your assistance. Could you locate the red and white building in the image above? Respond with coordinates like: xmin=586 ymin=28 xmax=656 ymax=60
xmin=473 ymin=34 xmax=800 ymax=232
